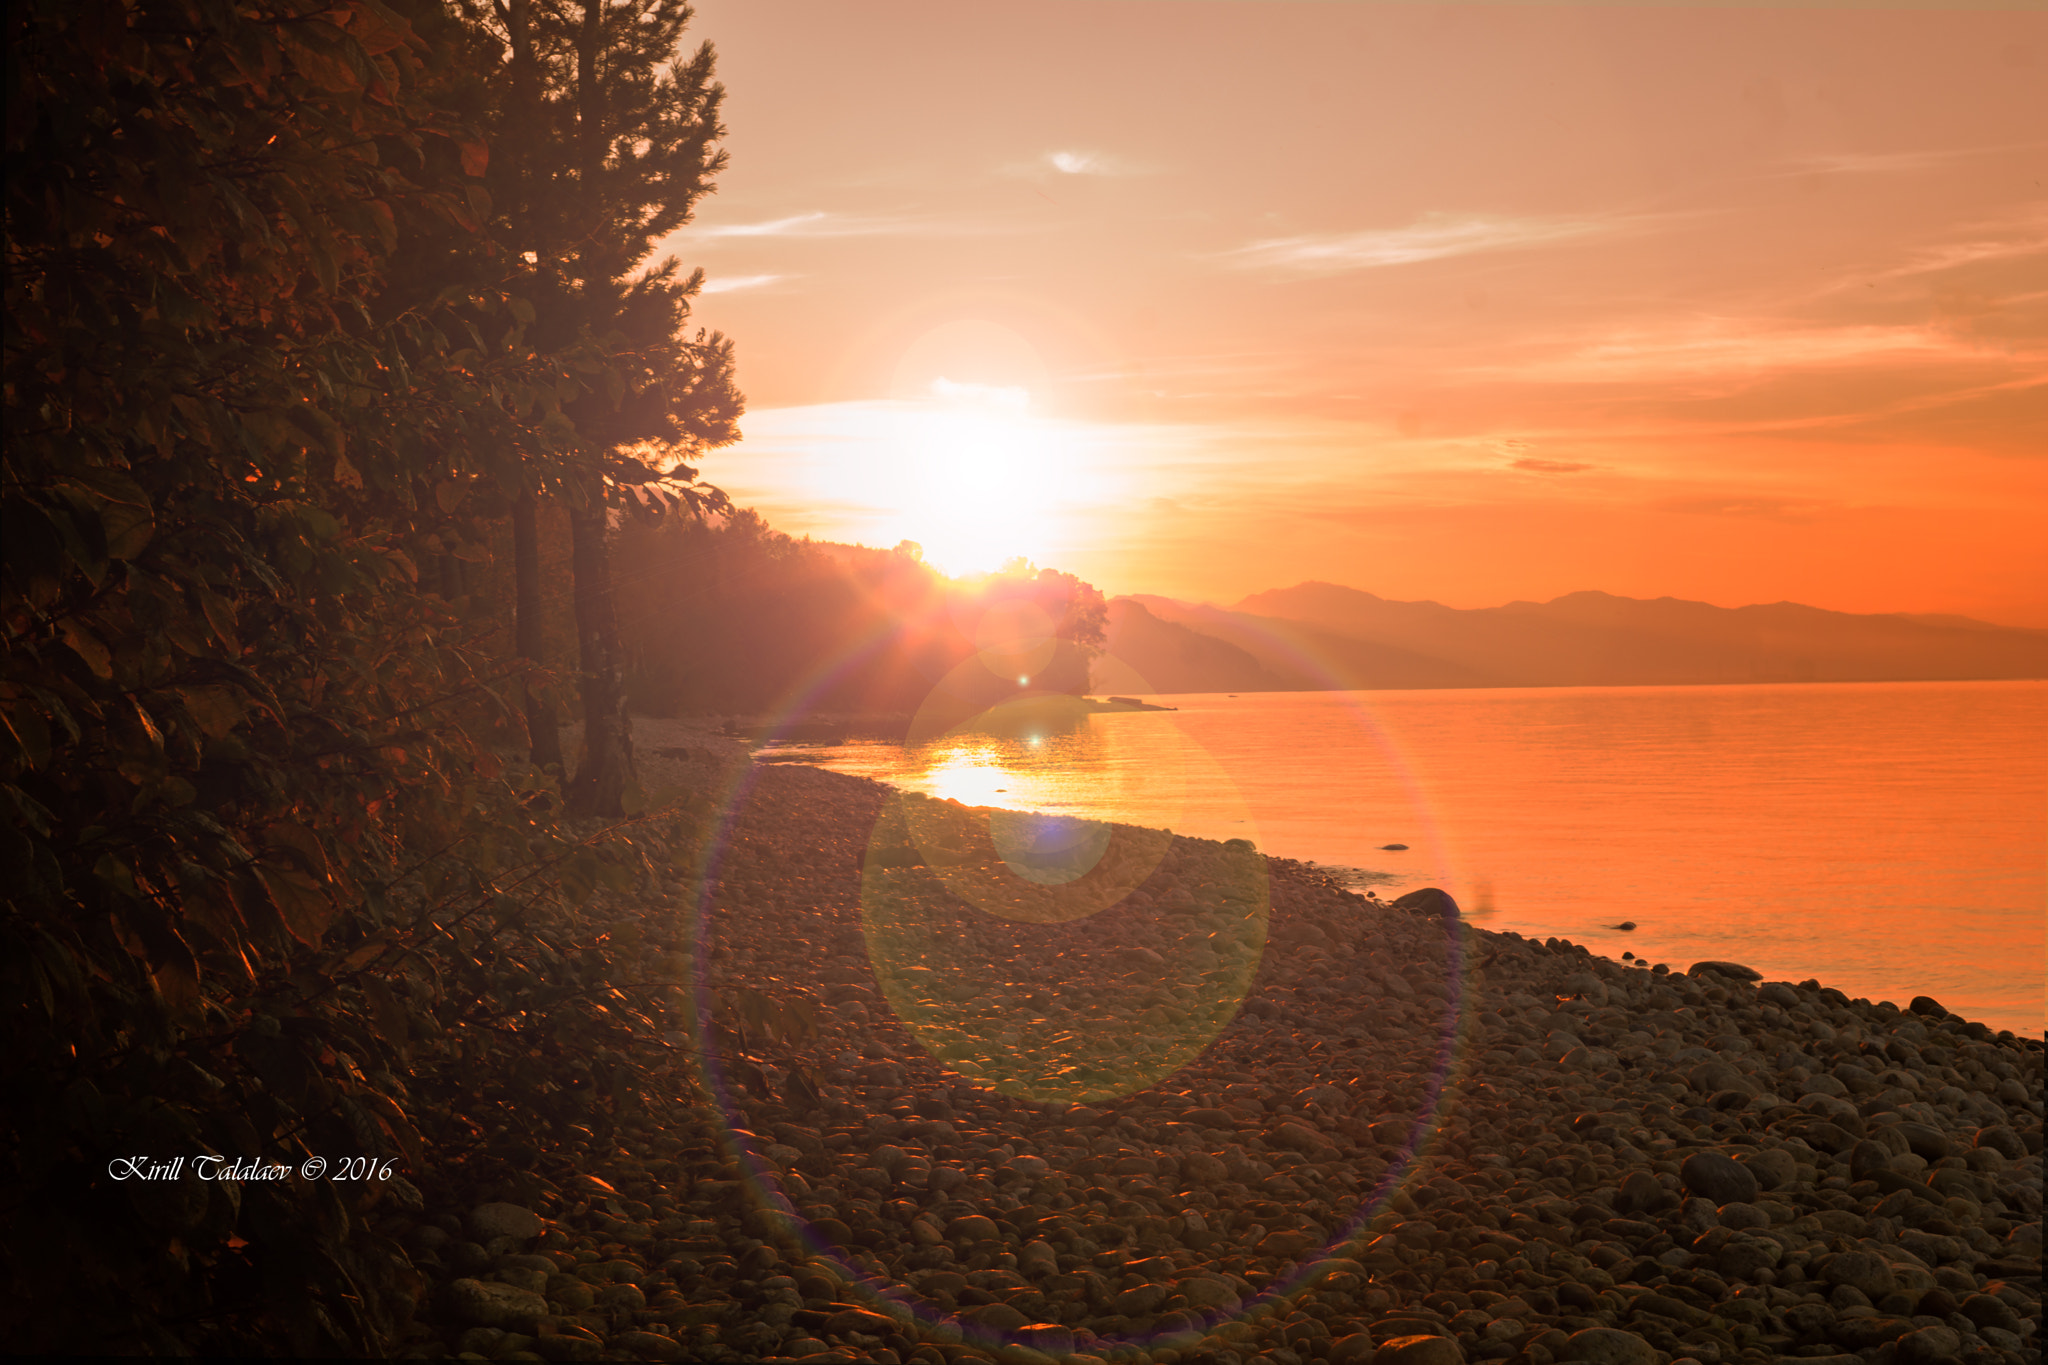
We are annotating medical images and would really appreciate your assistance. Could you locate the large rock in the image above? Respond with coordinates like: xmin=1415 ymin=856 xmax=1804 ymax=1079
xmin=1895 ymin=1326 xmax=1964 ymax=1365
xmin=1390 ymin=887 xmax=1459 ymax=918
xmin=1329 ymin=1332 xmax=1378 ymax=1365
xmin=1679 ymin=1151 xmax=1759 ymax=1205
xmin=1818 ymin=1251 xmax=1898 ymax=1299
xmin=946 ymin=1214 xmax=1001 ymax=1243
xmin=1375 ymin=1335 xmax=1465 ymax=1365
xmin=1717 ymin=1234 xmax=1782 ymax=1282
xmin=446 ymin=1277 xmax=549 ymax=1331
xmin=1562 ymin=971 xmax=1610 ymax=1006
xmin=1737 ymin=1147 xmax=1796 ymax=1191
xmin=1014 ymin=1324 xmax=1075 ymax=1355
xmin=1273 ymin=1121 xmax=1335 ymax=1156
xmin=1614 ymin=1170 xmax=1670 ymax=1215
xmin=1960 ymin=1293 xmax=2024 ymax=1334
xmin=1688 ymin=1060 xmax=1751 ymax=1097
xmin=1688 ymin=961 xmax=1761 ymax=982
xmin=609 ymin=1330 xmax=685 ymax=1362
xmin=1893 ymin=1121 xmax=1951 ymax=1162
xmin=1974 ymin=1125 xmax=2025 ymax=1160
xmin=1559 ymin=1326 xmax=1657 ymax=1364
xmin=1178 ymin=1276 xmax=1239 ymax=1311
xmin=1848 ymin=1139 xmax=1897 ymax=1181
xmin=964 ymin=1301 xmax=1027 ymax=1331
xmin=468 ymin=1202 xmax=542 ymax=1242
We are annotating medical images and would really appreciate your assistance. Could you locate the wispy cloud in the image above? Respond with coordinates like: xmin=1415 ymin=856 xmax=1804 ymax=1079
xmin=1222 ymin=211 xmax=1614 ymax=275
xmin=699 ymin=273 xmax=787 ymax=295
xmin=1783 ymin=141 xmax=2048 ymax=179
xmin=1652 ymin=494 xmax=1831 ymax=521
xmin=697 ymin=211 xmax=836 ymax=239
xmin=930 ymin=377 xmax=1030 ymax=411
xmin=1511 ymin=458 xmax=1594 ymax=474
xmin=996 ymin=148 xmax=1151 ymax=180
xmin=1047 ymin=149 xmax=1127 ymax=176
xmin=1478 ymin=319 xmax=2007 ymax=387
xmin=691 ymin=210 xmax=970 ymax=240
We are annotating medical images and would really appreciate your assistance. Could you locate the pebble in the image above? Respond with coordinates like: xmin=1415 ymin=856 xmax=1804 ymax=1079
xmin=1374 ymin=1335 xmax=1465 ymax=1364
xmin=1678 ymin=1150 xmax=1759 ymax=1205
xmin=1562 ymin=1326 xmax=1657 ymax=1364
xmin=466 ymin=1202 xmax=542 ymax=1243
xmin=388 ymin=742 xmax=2045 ymax=1365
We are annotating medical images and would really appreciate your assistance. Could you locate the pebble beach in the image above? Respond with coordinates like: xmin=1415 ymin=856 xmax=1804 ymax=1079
xmin=398 ymin=722 xmax=2045 ymax=1365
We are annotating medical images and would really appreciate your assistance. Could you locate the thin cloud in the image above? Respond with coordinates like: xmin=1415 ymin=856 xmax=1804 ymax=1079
xmin=1512 ymin=458 xmax=1594 ymax=474
xmin=1484 ymin=320 xmax=2000 ymax=385
xmin=1785 ymin=141 xmax=2048 ymax=179
xmin=1654 ymin=495 xmax=1830 ymax=521
xmin=1223 ymin=211 xmax=1614 ymax=275
xmin=691 ymin=210 xmax=976 ymax=240
xmin=697 ymin=211 xmax=835 ymax=239
xmin=1048 ymin=150 xmax=1122 ymax=176
xmin=699 ymin=273 xmax=787 ymax=295
xmin=931 ymin=377 xmax=1030 ymax=411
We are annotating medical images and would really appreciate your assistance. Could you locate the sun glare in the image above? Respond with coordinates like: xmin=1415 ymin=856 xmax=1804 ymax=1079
xmin=876 ymin=379 xmax=1079 ymax=576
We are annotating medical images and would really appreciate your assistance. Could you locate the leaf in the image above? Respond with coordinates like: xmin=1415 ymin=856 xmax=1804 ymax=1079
xmin=197 ymin=590 xmax=240 ymax=652
xmin=434 ymin=479 xmax=463 ymax=513
xmin=101 ymin=496 xmax=155 ymax=559
xmin=258 ymin=865 xmax=334 ymax=948
xmin=458 ymin=140 xmax=488 ymax=177
xmin=360 ymin=1089 xmax=426 ymax=1172
xmin=179 ymin=686 xmax=244 ymax=740
xmin=59 ymin=620 xmax=113 ymax=679
xmin=263 ymin=822 xmax=331 ymax=881
xmin=361 ymin=974 xmax=410 ymax=1049
xmin=336 ymin=932 xmax=394 ymax=972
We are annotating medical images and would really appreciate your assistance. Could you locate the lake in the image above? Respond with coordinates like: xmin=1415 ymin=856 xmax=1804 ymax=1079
xmin=768 ymin=680 xmax=2046 ymax=1036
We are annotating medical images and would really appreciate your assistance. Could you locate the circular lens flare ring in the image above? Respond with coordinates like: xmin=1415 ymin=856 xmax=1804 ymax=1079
xmin=683 ymin=630 xmax=1473 ymax=1362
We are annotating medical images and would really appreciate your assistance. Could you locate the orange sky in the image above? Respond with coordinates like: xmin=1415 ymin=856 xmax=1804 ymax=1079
xmin=662 ymin=1 xmax=2048 ymax=626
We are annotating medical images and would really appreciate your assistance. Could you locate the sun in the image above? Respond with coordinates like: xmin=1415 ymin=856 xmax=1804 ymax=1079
xmin=883 ymin=379 xmax=1065 ymax=576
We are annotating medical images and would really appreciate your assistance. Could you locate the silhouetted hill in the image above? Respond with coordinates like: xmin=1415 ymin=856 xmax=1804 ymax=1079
xmin=1117 ymin=595 xmax=1502 ymax=691
xmin=1106 ymin=584 xmax=2048 ymax=691
xmin=1092 ymin=599 xmax=1300 ymax=694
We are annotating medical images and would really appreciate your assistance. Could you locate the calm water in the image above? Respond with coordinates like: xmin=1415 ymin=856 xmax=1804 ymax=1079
xmin=775 ymin=681 xmax=2047 ymax=1035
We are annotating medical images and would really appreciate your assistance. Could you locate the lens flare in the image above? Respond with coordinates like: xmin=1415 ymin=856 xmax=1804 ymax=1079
xmin=682 ymin=631 xmax=1474 ymax=1362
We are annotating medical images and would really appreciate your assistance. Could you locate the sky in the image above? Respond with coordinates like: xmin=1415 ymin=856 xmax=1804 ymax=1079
xmin=658 ymin=0 xmax=2048 ymax=625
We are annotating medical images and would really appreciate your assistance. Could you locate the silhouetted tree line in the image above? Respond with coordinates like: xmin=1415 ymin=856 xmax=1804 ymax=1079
xmin=612 ymin=509 xmax=1110 ymax=721
xmin=3 ymin=0 xmax=740 ymax=1352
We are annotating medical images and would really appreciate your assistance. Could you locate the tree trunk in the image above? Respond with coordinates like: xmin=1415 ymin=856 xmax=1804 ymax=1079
xmin=565 ymin=484 xmax=634 ymax=817
xmin=512 ymin=490 xmax=564 ymax=773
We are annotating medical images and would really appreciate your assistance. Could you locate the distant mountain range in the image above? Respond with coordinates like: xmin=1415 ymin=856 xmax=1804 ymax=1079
xmin=1090 ymin=583 xmax=2048 ymax=694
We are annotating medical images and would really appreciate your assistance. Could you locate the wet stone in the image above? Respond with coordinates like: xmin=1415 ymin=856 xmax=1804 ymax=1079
xmin=1375 ymin=1335 xmax=1466 ymax=1365
xmin=1560 ymin=1326 xmax=1658 ymax=1365
xmin=1679 ymin=1152 xmax=1759 ymax=1206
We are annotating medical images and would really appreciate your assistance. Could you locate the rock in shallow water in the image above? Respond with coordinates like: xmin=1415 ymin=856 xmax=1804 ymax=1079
xmin=1390 ymin=886 xmax=1458 ymax=917
xmin=1687 ymin=960 xmax=1761 ymax=982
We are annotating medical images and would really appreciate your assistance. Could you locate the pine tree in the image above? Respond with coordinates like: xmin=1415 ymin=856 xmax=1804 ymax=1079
xmin=473 ymin=0 xmax=742 ymax=814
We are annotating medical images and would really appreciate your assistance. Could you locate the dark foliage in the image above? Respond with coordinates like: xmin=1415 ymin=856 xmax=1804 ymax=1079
xmin=2 ymin=0 xmax=729 ymax=1352
xmin=613 ymin=510 xmax=1110 ymax=720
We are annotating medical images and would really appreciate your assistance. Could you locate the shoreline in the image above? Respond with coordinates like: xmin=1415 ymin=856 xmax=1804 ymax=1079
xmin=661 ymin=696 xmax=2045 ymax=1041
xmin=394 ymin=723 xmax=2043 ymax=1364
